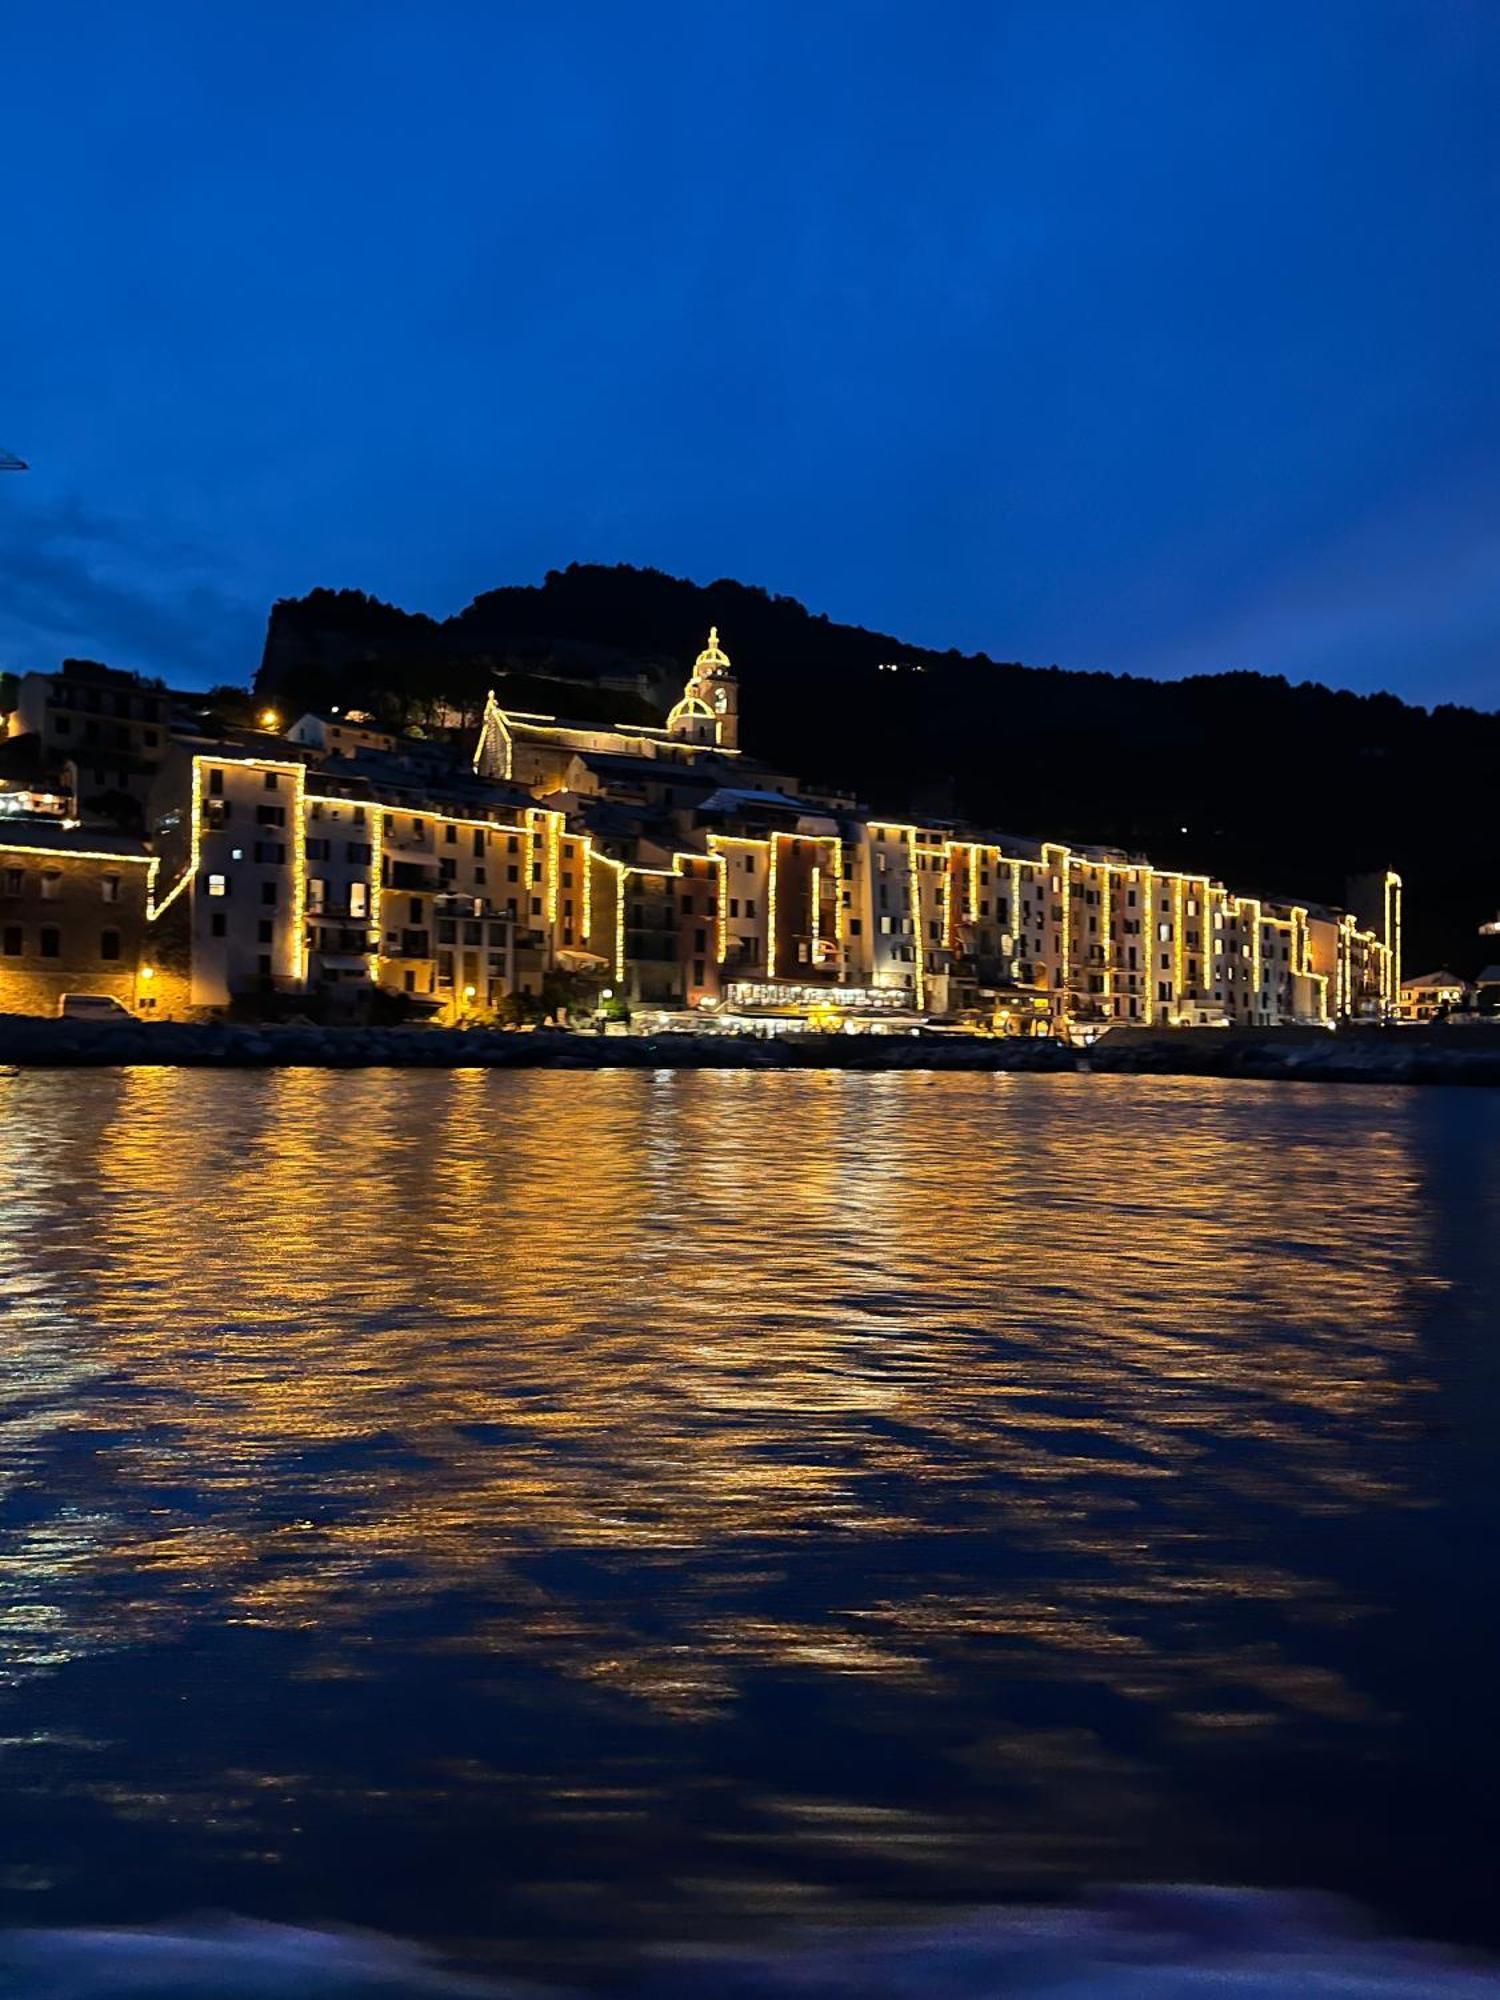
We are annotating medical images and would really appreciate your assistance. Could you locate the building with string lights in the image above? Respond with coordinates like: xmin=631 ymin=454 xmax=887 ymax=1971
xmin=0 ymin=630 xmax=1401 ymax=1030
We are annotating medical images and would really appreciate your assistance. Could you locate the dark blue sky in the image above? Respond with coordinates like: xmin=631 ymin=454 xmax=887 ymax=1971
xmin=2 ymin=2 xmax=1497 ymax=702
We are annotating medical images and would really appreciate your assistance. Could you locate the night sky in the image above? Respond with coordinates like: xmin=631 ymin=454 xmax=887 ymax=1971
xmin=2 ymin=2 xmax=1496 ymax=703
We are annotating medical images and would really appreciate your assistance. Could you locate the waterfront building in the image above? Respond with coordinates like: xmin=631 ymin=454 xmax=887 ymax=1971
xmin=0 ymin=820 xmax=156 ymax=1015
xmin=0 ymin=630 xmax=1405 ymax=1029
xmin=1399 ymin=970 xmax=1469 ymax=1021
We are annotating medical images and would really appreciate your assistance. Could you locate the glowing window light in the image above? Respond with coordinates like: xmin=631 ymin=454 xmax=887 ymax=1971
xmin=810 ymin=861 xmax=820 ymax=961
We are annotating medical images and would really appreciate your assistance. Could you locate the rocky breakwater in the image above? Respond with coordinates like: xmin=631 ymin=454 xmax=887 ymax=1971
xmin=0 ymin=1016 xmax=1080 ymax=1072
xmin=2 ymin=1015 xmax=1499 ymax=1081
xmin=1087 ymin=1023 xmax=1500 ymax=1086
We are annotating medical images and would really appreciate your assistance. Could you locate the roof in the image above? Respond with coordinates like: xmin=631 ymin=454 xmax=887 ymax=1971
xmin=696 ymin=786 xmax=842 ymax=835
xmin=1402 ymin=969 xmax=1467 ymax=990
xmin=571 ymin=749 xmax=731 ymax=786
xmin=0 ymin=820 xmax=151 ymax=860
xmin=698 ymin=786 xmax=809 ymax=812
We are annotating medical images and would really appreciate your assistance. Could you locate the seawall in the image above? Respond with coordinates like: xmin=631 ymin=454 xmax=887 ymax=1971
xmin=4 ymin=1016 xmax=1500 ymax=1083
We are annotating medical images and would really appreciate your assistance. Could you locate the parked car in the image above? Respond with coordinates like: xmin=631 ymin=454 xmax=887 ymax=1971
xmin=57 ymin=993 xmax=132 ymax=1022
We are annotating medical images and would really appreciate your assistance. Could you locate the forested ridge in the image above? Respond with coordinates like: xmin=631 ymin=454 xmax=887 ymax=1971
xmin=256 ymin=563 xmax=1496 ymax=972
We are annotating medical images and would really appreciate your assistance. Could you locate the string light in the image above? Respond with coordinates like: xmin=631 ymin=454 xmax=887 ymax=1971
xmin=367 ymin=797 xmax=384 ymax=983
xmin=73 ymin=733 xmax=1402 ymax=1033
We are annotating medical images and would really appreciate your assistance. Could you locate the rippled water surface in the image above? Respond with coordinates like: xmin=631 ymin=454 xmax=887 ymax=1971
xmin=1 ymin=1069 xmax=1498 ymax=1975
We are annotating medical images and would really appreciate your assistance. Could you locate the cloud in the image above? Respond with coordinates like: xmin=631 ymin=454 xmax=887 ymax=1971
xmin=0 ymin=494 xmax=262 ymax=684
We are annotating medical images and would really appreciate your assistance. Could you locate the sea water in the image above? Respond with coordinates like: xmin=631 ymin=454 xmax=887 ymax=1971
xmin=1 ymin=1069 xmax=1497 ymax=1990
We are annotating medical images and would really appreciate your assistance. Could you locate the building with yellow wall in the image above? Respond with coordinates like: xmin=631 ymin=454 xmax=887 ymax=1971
xmin=0 ymin=633 xmax=1405 ymax=1031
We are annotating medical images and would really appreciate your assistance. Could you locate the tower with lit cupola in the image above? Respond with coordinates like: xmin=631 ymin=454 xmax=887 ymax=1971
xmin=667 ymin=626 xmax=739 ymax=752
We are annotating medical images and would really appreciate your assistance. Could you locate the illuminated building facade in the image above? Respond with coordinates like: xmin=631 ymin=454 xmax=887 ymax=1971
xmin=0 ymin=629 xmax=1405 ymax=1028
xmin=0 ymin=822 xmax=157 ymax=1015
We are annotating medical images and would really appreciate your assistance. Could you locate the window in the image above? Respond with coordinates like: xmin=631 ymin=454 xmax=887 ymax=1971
xmin=445 ymin=824 xmax=456 ymax=845
xmin=40 ymin=871 xmax=60 ymax=900
xmin=1 ymin=926 xmax=20 ymax=956
xmin=263 ymin=770 xmax=279 ymax=790
xmin=256 ymin=804 xmax=286 ymax=827
xmin=258 ymin=953 xmax=272 ymax=977
xmin=210 ymin=912 xmax=227 ymax=938
xmin=39 ymin=926 xmax=60 ymax=959
xmin=3 ymin=869 xmax=22 ymax=895
xmin=472 ymin=830 xmax=485 ymax=857
xmin=349 ymin=882 xmax=369 ymax=918
xmin=101 ymin=875 xmax=121 ymax=903
xmin=307 ymin=878 xmax=326 ymax=914
xmin=100 ymin=929 xmax=121 ymax=961
xmin=408 ymin=898 xmax=422 ymax=923
xmin=206 ymin=874 xmax=228 ymax=897
xmin=208 ymin=767 xmax=224 ymax=796
xmin=260 ymin=882 xmax=277 ymax=906
xmin=257 ymin=920 xmax=273 ymax=944
xmin=745 ymin=899 xmax=756 ymax=918
xmin=403 ymin=970 xmax=416 ymax=994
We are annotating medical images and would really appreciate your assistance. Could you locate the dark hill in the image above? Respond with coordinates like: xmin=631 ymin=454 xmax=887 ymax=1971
xmin=256 ymin=563 xmax=1497 ymax=973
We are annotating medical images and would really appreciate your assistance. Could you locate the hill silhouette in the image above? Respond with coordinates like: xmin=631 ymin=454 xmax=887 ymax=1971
xmin=255 ymin=562 xmax=1497 ymax=974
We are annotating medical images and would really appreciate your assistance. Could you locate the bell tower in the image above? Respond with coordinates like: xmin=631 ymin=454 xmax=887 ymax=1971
xmin=668 ymin=627 xmax=739 ymax=751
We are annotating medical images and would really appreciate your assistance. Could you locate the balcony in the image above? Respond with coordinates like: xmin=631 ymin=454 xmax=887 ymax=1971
xmin=389 ymin=859 xmax=442 ymax=891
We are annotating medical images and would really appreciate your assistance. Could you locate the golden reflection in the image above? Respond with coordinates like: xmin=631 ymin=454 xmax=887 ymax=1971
xmin=0 ymin=1068 xmax=1482 ymax=1928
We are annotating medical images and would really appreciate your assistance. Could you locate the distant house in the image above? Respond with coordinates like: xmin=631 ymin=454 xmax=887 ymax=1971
xmin=1398 ymin=969 xmax=1469 ymax=1021
xmin=1472 ymin=967 xmax=1500 ymax=1017
xmin=285 ymin=713 xmax=397 ymax=759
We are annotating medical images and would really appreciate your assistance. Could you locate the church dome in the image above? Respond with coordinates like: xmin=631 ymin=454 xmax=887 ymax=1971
xmin=694 ymin=626 xmax=731 ymax=677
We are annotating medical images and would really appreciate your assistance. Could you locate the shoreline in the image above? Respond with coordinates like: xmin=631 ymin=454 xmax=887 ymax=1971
xmin=4 ymin=1017 xmax=1500 ymax=1085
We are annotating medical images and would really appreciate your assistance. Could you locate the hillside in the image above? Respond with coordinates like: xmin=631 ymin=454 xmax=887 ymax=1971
xmin=255 ymin=563 xmax=1499 ymax=973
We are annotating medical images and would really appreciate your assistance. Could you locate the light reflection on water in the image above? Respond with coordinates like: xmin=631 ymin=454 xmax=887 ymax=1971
xmin=0 ymin=1069 xmax=1498 ymax=1971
